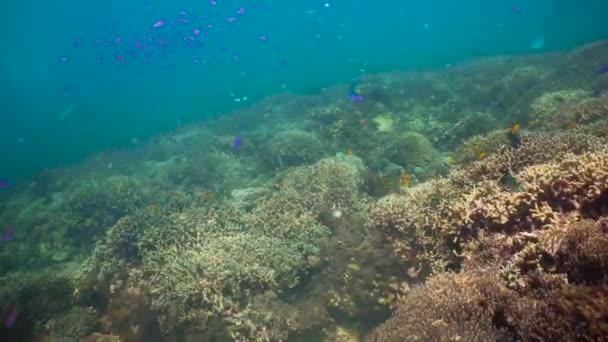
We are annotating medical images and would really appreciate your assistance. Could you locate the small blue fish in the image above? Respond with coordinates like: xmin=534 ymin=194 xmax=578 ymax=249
xmin=348 ymin=93 xmax=365 ymax=102
xmin=598 ymin=65 xmax=608 ymax=75
xmin=232 ymin=136 xmax=243 ymax=150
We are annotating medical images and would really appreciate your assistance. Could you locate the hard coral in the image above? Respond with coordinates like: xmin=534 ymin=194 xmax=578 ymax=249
xmin=75 ymin=157 xmax=370 ymax=339
xmin=529 ymin=89 xmax=591 ymax=126
xmin=384 ymin=131 xmax=440 ymax=175
xmin=369 ymin=127 xmax=608 ymax=341
xmin=370 ymin=132 xmax=608 ymax=276
xmin=265 ymin=129 xmax=325 ymax=167
xmin=367 ymin=272 xmax=509 ymax=342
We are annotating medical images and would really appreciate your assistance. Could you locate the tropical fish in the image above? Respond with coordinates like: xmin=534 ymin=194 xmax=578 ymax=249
xmin=568 ymin=121 xmax=577 ymax=129
xmin=501 ymin=169 xmax=521 ymax=192
xmin=1 ymin=226 xmax=15 ymax=242
xmin=232 ymin=136 xmax=243 ymax=150
xmin=3 ymin=307 xmax=19 ymax=328
xmin=478 ymin=152 xmax=486 ymax=160
xmin=348 ymin=93 xmax=365 ymax=102
xmin=345 ymin=149 xmax=353 ymax=156
xmin=508 ymin=124 xmax=522 ymax=148
xmin=115 ymin=53 xmax=125 ymax=64
xmin=347 ymin=263 xmax=361 ymax=271
xmin=597 ymin=65 xmax=608 ymax=75
xmin=510 ymin=123 xmax=521 ymax=135
xmin=0 ymin=180 xmax=10 ymax=189
xmin=399 ymin=173 xmax=411 ymax=188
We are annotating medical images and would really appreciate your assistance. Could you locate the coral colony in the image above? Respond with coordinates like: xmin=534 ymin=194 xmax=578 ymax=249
xmin=2 ymin=41 xmax=608 ymax=340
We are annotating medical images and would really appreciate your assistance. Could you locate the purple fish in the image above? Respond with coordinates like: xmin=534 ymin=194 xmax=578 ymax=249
xmin=0 ymin=180 xmax=10 ymax=189
xmin=2 ymin=226 xmax=14 ymax=241
xmin=115 ymin=53 xmax=125 ymax=64
xmin=3 ymin=307 xmax=19 ymax=328
xmin=232 ymin=136 xmax=243 ymax=150
xmin=153 ymin=20 xmax=165 ymax=28
xmin=348 ymin=93 xmax=365 ymax=102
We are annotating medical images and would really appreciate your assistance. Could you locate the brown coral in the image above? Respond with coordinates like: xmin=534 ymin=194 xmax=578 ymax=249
xmin=367 ymin=272 xmax=510 ymax=342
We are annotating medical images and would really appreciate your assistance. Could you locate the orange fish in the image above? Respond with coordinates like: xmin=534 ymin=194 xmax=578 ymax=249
xmin=478 ymin=152 xmax=486 ymax=160
xmin=345 ymin=149 xmax=353 ymax=156
xmin=568 ymin=121 xmax=577 ymax=129
xmin=399 ymin=173 xmax=411 ymax=188
xmin=510 ymin=123 xmax=521 ymax=135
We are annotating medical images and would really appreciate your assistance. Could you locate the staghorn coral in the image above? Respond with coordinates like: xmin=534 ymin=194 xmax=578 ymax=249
xmin=62 ymin=175 xmax=144 ymax=246
xmin=74 ymin=157 xmax=368 ymax=339
xmin=367 ymin=271 xmax=509 ymax=342
xmin=370 ymin=132 xmax=608 ymax=276
xmin=529 ymin=89 xmax=591 ymax=125
xmin=368 ymin=125 xmax=608 ymax=341
xmin=537 ymin=218 xmax=608 ymax=284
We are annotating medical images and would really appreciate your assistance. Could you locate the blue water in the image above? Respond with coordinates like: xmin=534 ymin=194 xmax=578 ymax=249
xmin=1 ymin=0 xmax=607 ymax=182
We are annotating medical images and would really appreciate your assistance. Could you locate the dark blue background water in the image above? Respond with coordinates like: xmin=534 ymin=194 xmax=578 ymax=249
xmin=1 ymin=0 xmax=607 ymax=183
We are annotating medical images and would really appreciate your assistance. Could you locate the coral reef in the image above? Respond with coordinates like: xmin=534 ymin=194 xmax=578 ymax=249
xmin=44 ymin=306 xmax=99 ymax=340
xmin=73 ymin=156 xmax=368 ymax=338
xmin=3 ymin=41 xmax=608 ymax=342
xmin=368 ymin=131 xmax=608 ymax=340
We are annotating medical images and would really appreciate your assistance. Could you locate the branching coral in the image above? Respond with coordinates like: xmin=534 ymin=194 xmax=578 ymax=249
xmin=529 ymin=89 xmax=591 ymax=125
xmin=367 ymin=272 xmax=509 ymax=342
xmin=368 ymin=127 xmax=608 ymax=341
xmin=370 ymin=131 xmax=608 ymax=276
xmin=74 ymin=157 xmax=369 ymax=338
